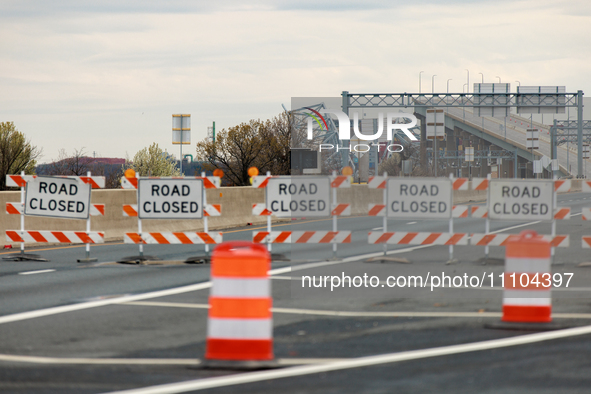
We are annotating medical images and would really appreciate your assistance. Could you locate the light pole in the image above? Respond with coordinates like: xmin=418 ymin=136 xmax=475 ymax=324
xmin=465 ymin=69 xmax=469 ymax=93
xmin=479 ymin=72 xmax=484 ymax=83
xmin=447 ymin=78 xmax=452 ymax=93
xmin=496 ymin=76 xmax=501 ymax=83
xmin=432 ymin=74 xmax=437 ymax=94
xmin=419 ymin=71 xmax=424 ymax=93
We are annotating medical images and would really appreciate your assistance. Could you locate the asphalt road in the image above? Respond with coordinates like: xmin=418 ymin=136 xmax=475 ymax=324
xmin=0 ymin=192 xmax=591 ymax=393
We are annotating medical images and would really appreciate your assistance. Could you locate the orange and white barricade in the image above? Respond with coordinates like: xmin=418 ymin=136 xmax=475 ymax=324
xmin=452 ymin=205 xmax=469 ymax=218
xmin=205 ymin=241 xmax=273 ymax=361
xmin=471 ymin=233 xmax=569 ymax=248
xmin=253 ymin=231 xmax=352 ymax=244
xmin=368 ymin=232 xmax=468 ymax=246
xmin=6 ymin=230 xmax=104 ymax=244
xmin=124 ymin=232 xmax=222 ymax=244
xmin=121 ymin=172 xmax=223 ymax=259
xmin=5 ymin=172 xmax=106 ymax=262
xmin=501 ymin=230 xmax=552 ymax=323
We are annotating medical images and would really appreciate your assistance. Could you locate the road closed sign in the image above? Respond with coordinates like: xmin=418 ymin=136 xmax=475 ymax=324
xmin=25 ymin=177 xmax=91 ymax=219
xmin=138 ymin=179 xmax=203 ymax=219
xmin=488 ymin=179 xmax=553 ymax=221
xmin=266 ymin=176 xmax=330 ymax=218
xmin=387 ymin=178 xmax=452 ymax=219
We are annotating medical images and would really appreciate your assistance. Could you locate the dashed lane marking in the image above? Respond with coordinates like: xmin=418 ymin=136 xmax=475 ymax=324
xmin=18 ymin=269 xmax=56 ymax=276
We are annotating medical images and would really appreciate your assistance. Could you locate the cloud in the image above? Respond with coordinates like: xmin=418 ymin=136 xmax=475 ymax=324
xmin=0 ymin=0 xmax=590 ymax=161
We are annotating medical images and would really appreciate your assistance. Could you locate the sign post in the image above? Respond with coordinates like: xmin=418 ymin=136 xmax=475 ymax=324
xmin=172 ymin=114 xmax=191 ymax=174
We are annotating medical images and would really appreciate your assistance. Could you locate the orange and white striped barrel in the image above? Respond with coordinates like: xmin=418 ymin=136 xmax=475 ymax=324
xmin=205 ymin=241 xmax=273 ymax=361
xmin=502 ymin=230 xmax=552 ymax=323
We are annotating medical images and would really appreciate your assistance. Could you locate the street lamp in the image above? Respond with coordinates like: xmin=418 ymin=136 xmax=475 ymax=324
xmin=419 ymin=71 xmax=424 ymax=93
xmin=479 ymin=72 xmax=484 ymax=83
xmin=463 ymin=83 xmax=467 ymax=93
xmin=432 ymin=74 xmax=437 ymax=94
xmin=447 ymin=78 xmax=452 ymax=93
xmin=496 ymin=76 xmax=501 ymax=83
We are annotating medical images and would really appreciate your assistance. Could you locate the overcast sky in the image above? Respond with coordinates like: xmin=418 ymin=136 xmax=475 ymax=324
xmin=1 ymin=0 xmax=590 ymax=163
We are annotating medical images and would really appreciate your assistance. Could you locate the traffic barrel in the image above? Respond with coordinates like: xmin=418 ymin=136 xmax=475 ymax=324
xmin=502 ymin=230 xmax=552 ymax=323
xmin=205 ymin=241 xmax=273 ymax=361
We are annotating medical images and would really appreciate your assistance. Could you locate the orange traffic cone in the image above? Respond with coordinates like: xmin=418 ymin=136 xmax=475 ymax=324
xmin=205 ymin=241 xmax=274 ymax=366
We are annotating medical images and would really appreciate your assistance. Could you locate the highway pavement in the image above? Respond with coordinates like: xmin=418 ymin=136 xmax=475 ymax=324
xmin=0 ymin=192 xmax=591 ymax=393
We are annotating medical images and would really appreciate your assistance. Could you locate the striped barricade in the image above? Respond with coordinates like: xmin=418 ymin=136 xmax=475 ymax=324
xmin=452 ymin=178 xmax=469 ymax=191
xmin=253 ymin=231 xmax=352 ymax=244
xmin=6 ymin=230 xmax=104 ymax=244
xmin=368 ymin=204 xmax=386 ymax=217
xmin=470 ymin=233 xmax=569 ymax=248
xmin=251 ymin=175 xmax=275 ymax=189
xmin=583 ymin=236 xmax=591 ymax=248
xmin=471 ymin=206 xmax=488 ymax=218
xmin=252 ymin=203 xmax=272 ymax=216
xmin=7 ymin=202 xmax=105 ymax=216
xmin=554 ymin=179 xmax=571 ymax=193
xmin=124 ymin=232 xmax=223 ymax=244
xmin=330 ymin=175 xmax=351 ymax=188
xmin=471 ymin=178 xmax=489 ymax=191
xmin=452 ymin=205 xmax=469 ymax=218
xmin=6 ymin=175 xmax=105 ymax=189
xmin=583 ymin=181 xmax=591 ymax=192
xmin=367 ymin=176 xmax=387 ymax=189
xmin=121 ymin=176 xmax=220 ymax=189
xmin=583 ymin=208 xmax=591 ymax=220
xmin=331 ymin=204 xmax=351 ymax=216
xmin=122 ymin=204 xmax=221 ymax=217
xmin=554 ymin=207 xmax=571 ymax=220
xmin=368 ymin=232 xmax=469 ymax=246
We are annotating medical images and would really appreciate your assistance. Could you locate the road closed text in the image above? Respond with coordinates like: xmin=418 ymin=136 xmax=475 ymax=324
xmin=489 ymin=180 xmax=553 ymax=221
xmin=24 ymin=177 xmax=91 ymax=219
xmin=387 ymin=179 xmax=452 ymax=219
xmin=138 ymin=179 xmax=203 ymax=219
xmin=266 ymin=177 xmax=330 ymax=217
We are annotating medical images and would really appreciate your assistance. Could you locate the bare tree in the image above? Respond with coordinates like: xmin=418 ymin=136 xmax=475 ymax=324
xmin=196 ymin=115 xmax=291 ymax=186
xmin=43 ymin=148 xmax=94 ymax=176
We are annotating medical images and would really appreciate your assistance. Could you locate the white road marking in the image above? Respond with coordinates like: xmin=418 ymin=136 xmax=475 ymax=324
xmin=0 ymin=217 xmax=580 ymax=326
xmin=0 ymin=354 xmax=342 ymax=366
xmin=102 ymin=323 xmax=591 ymax=394
xmin=406 ymin=221 xmax=417 ymax=225
xmin=122 ymin=301 xmax=591 ymax=320
xmin=371 ymin=227 xmax=383 ymax=230
xmin=18 ymin=269 xmax=56 ymax=276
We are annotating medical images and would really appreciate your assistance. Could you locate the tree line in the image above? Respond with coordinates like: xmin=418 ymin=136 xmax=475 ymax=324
xmin=0 ymin=112 xmax=293 ymax=190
